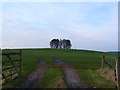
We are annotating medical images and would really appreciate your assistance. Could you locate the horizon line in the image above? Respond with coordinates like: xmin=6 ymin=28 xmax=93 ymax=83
xmin=1 ymin=47 xmax=119 ymax=52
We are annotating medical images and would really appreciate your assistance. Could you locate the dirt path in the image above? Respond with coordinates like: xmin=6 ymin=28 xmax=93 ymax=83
xmin=55 ymin=59 xmax=93 ymax=88
xmin=17 ymin=59 xmax=93 ymax=88
xmin=17 ymin=61 xmax=47 ymax=88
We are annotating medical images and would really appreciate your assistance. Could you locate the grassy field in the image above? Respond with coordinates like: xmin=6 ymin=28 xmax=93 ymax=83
xmin=2 ymin=48 xmax=117 ymax=88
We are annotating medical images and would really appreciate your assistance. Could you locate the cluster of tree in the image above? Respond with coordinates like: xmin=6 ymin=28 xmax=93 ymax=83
xmin=50 ymin=39 xmax=72 ymax=49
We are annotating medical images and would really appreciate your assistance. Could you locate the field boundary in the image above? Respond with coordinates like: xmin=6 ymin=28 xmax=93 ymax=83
xmin=1 ymin=50 xmax=22 ymax=84
xmin=102 ymin=55 xmax=120 ymax=90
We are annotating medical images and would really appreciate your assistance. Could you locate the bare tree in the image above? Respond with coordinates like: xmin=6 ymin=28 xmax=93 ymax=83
xmin=59 ymin=39 xmax=62 ymax=49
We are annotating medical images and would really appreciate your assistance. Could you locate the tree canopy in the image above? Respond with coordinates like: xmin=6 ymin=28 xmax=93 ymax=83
xmin=50 ymin=39 xmax=72 ymax=49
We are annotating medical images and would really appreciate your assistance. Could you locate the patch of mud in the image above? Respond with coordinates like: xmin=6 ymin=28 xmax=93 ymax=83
xmin=55 ymin=59 xmax=65 ymax=64
xmin=40 ymin=60 xmax=45 ymax=64
xmin=62 ymin=64 xmax=92 ymax=88
xmin=54 ymin=59 xmax=93 ymax=88
xmin=17 ymin=61 xmax=47 ymax=88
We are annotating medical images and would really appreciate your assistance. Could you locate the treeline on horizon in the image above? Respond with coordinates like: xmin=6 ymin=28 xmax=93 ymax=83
xmin=50 ymin=39 xmax=72 ymax=49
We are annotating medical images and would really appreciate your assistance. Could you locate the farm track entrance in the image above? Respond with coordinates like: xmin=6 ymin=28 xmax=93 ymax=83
xmin=17 ymin=59 xmax=93 ymax=88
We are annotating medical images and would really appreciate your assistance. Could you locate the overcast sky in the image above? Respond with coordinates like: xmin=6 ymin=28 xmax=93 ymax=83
xmin=2 ymin=2 xmax=118 ymax=51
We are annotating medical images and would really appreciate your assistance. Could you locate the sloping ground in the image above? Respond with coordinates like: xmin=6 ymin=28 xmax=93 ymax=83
xmin=55 ymin=59 xmax=93 ymax=88
xmin=2 ymin=48 xmax=117 ymax=88
xmin=17 ymin=61 xmax=48 ymax=88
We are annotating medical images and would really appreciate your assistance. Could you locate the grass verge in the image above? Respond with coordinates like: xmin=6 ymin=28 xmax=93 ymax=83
xmin=41 ymin=65 xmax=67 ymax=88
xmin=76 ymin=69 xmax=116 ymax=88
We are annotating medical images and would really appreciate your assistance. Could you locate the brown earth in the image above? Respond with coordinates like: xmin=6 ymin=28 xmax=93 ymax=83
xmin=17 ymin=59 xmax=93 ymax=88
xmin=17 ymin=61 xmax=48 ymax=88
xmin=54 ymin=59 xmax=93 ymax=88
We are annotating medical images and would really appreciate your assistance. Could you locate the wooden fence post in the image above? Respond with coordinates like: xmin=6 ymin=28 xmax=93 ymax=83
xmin=116 ymin=56 xmax=120 ymax=90
xmin=102 ymin=55 xmax=105 ymax=70
xmin=19 ymin=50 xmax=22 ymax=76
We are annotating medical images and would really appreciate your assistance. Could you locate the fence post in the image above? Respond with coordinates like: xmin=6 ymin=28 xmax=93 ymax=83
xmin=102 ymin=55 xmax=105 ymax=70
xmin=116 ymin=56 xmax=120 ymax=90
xmin=19 ymin=50 xmax=22 ymax=76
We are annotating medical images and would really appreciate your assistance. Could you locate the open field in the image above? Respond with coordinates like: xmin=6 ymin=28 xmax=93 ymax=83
xmin=2 ymin=48 xmax=117 ymax=88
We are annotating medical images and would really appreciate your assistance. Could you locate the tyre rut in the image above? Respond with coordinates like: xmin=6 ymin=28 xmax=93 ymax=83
xmin=54 ymin=59 xmax=93 ymax=88
xmin=17 ymin=61 xmax=47 ymax=88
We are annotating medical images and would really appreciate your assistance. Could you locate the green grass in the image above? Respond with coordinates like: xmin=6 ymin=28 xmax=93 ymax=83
xmin=41 ymin=65 xmax=67 ymax=88
xmin=2 ymin=48 xmax=117 ymax=88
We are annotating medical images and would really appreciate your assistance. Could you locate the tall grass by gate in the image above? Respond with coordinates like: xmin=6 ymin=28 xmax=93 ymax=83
xmin=102 ymin=55 xmax=120 ymax=90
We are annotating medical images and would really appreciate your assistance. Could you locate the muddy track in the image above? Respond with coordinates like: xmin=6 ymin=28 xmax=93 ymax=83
xmin=55 ymin=59 xmax=93 ymax=88
xmin=17 ymin=61 xmax=47 ymax=88
xmin=17 ymin=59 xmax=93 ymax=88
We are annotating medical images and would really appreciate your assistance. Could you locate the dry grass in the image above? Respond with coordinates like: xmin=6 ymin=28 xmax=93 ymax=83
xmin=2 ymin=73 xmax=19 ymax=84
xmin=50 ymin=76 xmax=67 ymax=88
xmin=41 ymin=65 xmax=67 ymax=88
xmin=98 ymin=68 xmax=116 ymax=84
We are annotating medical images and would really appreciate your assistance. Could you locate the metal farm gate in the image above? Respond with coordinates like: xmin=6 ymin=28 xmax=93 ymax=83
xmin=1 ymin=50 xmax=22 ymax=84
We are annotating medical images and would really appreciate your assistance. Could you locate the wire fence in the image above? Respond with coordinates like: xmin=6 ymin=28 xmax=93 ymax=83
xmin=104 ymin=56 xmax=116 ymax=69
xmin=102 ymin=55 xmax=120 ymax=90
